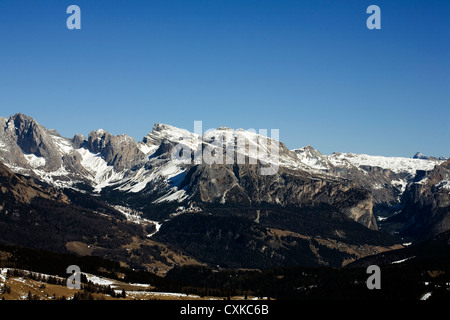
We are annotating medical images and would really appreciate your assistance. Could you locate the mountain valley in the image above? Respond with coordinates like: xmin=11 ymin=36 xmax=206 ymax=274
xmin=0 ymin=113 xmax=449 ymax=300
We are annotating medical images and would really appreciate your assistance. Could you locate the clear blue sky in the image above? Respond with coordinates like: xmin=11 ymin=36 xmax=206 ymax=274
xmin=0 ymin=0 xmax=449 ymax=157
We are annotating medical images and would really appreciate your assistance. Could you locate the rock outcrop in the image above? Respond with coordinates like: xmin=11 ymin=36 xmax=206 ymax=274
xmin=86 ymin=129 xmax=144 ymax=171
xmin=3 ymin=113 xmax=444 ymax=233
xmin=181 ymin=162 xmax=378 ymax=230
xmin=395 ymin=160 xmax=450 ymax=239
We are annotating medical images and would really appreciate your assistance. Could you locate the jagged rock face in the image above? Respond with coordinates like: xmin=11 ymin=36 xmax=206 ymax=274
xmin=0 ymin=114 xmax=92 ymax=185
xmin=346 ymin=195 xmax=376 ymax=230
xmin=0 ymin=114 xmax=65 ymax=171
xmin=293 ymin=147 xmax=443 ymax=210
xmin=2 ymin=113 xmax=444 ymax=233
xmin=12 ymin=113 xmax=46 ymax=156
xmin=329 ymin=164 xmax=408 ymax=207
xmin=0 ymin=117 xmax=30 ymax=168
xmin=86 ymin=130 xmax=144 ymax=171
xmin=0 ymin=114 xmax=150 ymax=188
xmin=72 ymin=134 xmax=87 ymax=149
xmin=182 ymin=163 xmax=378 ymax=230
xmin=397 ymin=160 xmax=450 ymax=239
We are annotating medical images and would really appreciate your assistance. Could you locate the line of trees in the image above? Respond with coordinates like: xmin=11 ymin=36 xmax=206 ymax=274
xmin=3 ymin=268 xmax=127 ymax=300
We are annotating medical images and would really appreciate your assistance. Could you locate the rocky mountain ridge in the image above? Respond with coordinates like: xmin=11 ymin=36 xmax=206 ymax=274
xmin=0 ymin=113 xmax=447 ymax=235
xmin=293 ymin=146 xmax=444 ymax=210
xmin=390 ymin=159 xmax=450 ymax=240
xmin=1 ymin=112 xmax=449 ymax=271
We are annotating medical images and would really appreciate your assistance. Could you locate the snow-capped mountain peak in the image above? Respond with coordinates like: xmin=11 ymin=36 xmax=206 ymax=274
xmin=412 ymin=152 xmax=447 ymax=161
xmin=143 ymin=123 xmax=199 ymax=147
xmin=292 ymin=146 xmax=331 ymax=170
xmin=0 ymin=113 xmax=446 ymax=212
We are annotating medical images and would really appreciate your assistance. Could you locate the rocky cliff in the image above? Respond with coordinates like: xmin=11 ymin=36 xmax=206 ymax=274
xmin=2 ymin=113 xmax=443 ymax=233
xmin=394 ymin=159 xmax=450 ymax=239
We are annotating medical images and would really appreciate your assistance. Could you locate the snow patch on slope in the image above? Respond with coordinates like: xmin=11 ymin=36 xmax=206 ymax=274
xmin=31 ymin=166 xmax=72 ymax=188
xmin=138 ymin=143 xmax=158 ymax=155
xmin=329 ymin=153 xmax=440 ymax=175
xmin=391 ymin=179 xmax=408 ymax=193
xmin=24 ymin=154 xmax=46 ymax=169
xmin=293 ymin=146 xmax=330 ymax=170
xmin=436 ymin=179 xmax=450 ymax=191
xmin=51 ymin=135 xmax=74 ymax=154
xmin=154 ymin=187 xmax=188 ymax=203
xmin=77 ymin=148 xmax=124 ymax=192
xmin=115 ymin=160 xmax=187 ymax=194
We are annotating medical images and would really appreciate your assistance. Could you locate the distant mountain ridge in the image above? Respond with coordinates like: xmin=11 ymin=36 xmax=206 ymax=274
xmin=0 ymin=113 xmax=449 ymax=251
xmin=293 ymin=146 xmax=444 ymax=208
xmin=412 ymin=152 xmax=447 ymax=161
xmin=0 ymin=114 xmax=450 ymax=268
xmin=0 ymin=114 xmax=446 ymax=222
xmin=0 ymin=113 xmax=380 ymax=228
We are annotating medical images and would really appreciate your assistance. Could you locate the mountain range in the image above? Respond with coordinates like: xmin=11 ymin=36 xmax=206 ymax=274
xmin=0 ymin=113 xmax=449 ymax=273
